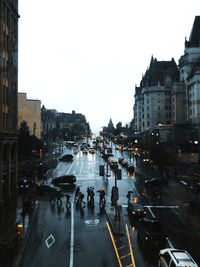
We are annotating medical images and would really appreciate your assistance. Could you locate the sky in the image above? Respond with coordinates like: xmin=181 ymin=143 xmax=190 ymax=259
xmin=18 ymin=0 xmax=200 ymax=133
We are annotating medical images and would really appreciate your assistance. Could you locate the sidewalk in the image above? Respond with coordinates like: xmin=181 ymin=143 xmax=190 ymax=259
xmin=0 ymin=197 xmax=39 ymax=267
xmin=105 ymin=205 xmax=126 ymax=235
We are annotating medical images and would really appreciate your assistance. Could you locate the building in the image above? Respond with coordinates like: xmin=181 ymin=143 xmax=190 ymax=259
xmin=18 ymin=92 xmax=41 ymax=139
xmin=134 ymin=57 xmax=179 ymax=133
xmin=134 ymin=16 xmax=200 ymax=146
xmin=0 ymin=0 xmax=19 ymax=206
xmin=178 ymin=16 xmax=200 ymax=125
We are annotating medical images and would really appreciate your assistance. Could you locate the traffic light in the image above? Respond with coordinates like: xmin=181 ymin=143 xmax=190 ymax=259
xmin=99 ymin=165 xmax=104 ymax=176
xmin=117 ymin=169 xmax=122 ymax=180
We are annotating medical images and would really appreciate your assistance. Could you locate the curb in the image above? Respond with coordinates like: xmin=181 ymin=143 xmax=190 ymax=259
xmin=105 ymin=209 xmax=125 ymax=235
xmin=13 ymin=202 xmax=40 ymax=267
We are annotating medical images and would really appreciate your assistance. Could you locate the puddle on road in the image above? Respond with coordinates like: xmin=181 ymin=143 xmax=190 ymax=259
xmin=85 ymin=219 xmax=99 ymax=226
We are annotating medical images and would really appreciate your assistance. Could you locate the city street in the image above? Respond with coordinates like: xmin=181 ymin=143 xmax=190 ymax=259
xmin=18 ymin=143 xmax=200 ymax=267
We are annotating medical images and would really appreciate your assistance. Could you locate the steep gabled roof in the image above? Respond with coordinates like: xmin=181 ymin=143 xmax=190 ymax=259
xmin=140 ymin=57 xmax=179 ymax=86
xmin=185 ymin=16 xmax=200 ymax=48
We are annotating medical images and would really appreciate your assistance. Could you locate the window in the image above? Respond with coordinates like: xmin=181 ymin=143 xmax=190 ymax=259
xmin=162 ymin=252 xmax=171 ymax=265
xmin=170 ymin=261 xmax=176 ymax=267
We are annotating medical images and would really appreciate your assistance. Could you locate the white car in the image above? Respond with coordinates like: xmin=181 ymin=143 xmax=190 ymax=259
xmin=159 ymin=248 xmax=199 ymax=267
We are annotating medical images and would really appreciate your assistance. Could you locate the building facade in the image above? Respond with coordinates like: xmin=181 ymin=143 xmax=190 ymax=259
xmin=134 ymin=16 xmax=200 ymax=145
xmin=18 ymin=93 xmax=41 ymax=139
xmin=179 ymin=16 xmax=200 ymax=125
xmin=134 ymin=57 xmax=179 ymax=133
xmin=0 ymin=0 xmax=19 ymax=205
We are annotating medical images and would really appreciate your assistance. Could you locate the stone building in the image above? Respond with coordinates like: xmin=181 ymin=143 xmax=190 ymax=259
xmin=18 ymin=92 xmax=41 ymax=139
xmin=134 ymin=57 xmax=179 ymax=133
xmin=0 ymin=0 xmax=19 ymax=206
xmin=178 ymin=16 xmax=200 ymax=125
xmin=134 ymin=16 xmax=200 ymax=145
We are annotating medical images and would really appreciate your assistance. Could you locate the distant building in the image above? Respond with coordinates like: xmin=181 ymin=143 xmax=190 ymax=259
xmin=0 ymin=0 xmax=19 ymax=205
xmin=41 ymin=106 xmax=58 ymax=134
xmin=18 ymin=93 xmax=41 ymax=139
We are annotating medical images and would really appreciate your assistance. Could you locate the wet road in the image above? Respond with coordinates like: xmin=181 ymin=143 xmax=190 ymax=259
xmin=19 ymin=144 xmax=200 ymax=267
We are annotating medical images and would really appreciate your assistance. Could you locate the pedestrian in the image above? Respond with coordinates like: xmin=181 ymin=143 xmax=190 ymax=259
xmin=65 ymin=194 xmax=71 ymax=208
xmin=87 ymin=186 xmax=90 ymax=202
xmin=80 ymin=192 xmax=85 ymax=207
xmin=56 ymin=193 xmax=62 ymax=205
xmin=126 ymin=191 xmax=132 ymax=204
xmin=75 ymin=186 xmax=80 ymax=200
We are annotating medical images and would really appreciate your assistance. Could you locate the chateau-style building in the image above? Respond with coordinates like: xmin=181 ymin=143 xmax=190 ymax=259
xmin=134 ymin=57 xmax=179 ymax=133
xmin=134 ymin=16 xmax=200 ymax=144
xmin=0 ymin=0 xmax=19 ymax=206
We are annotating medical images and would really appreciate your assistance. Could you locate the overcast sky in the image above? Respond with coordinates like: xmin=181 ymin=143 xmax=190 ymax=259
xmin=18 ymin=0 xmax=200 ymax=133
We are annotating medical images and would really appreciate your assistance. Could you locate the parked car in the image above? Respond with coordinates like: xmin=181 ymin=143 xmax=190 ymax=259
xmin=144 ymin=177 xmax=168 ymax=188
xmin=36 ymin=184 xmax=62 ymax=196
xmin=127 ymin=203 xmax=146 ymax=221
xmin=137 ymin=217 xmax=168 ymax=248
xmin=59 ymin=154 xmax=73 ymax=162
xmin=51 ymin=175 xmax=76 ymax=185
xmin=158 ymin=248 xmax=199 ymax=267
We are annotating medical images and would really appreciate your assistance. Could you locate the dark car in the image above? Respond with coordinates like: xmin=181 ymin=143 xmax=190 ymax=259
xmin=127 ymin=203 xmax=146 ymax=221
xmin=144 ymin=177 xmax=168 ymax=188
xmin=121 ymin=159 xmax=128 ymax=167
xmin=127 ymin=163 xmax=135 ymax=172
xmin=36 ymin=184 xmax=62 ymax=196
xmin=51 ymin=175 xmax=76 ymax=185
xmin=137 ymin=218 xmax=168 ymax=249
xmin=59 ymin=154 xmax=73 ymax=162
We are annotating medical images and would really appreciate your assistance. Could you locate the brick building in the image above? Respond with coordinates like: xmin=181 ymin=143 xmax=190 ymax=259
xmin=18 ymin=92 xmax=41 ymax=139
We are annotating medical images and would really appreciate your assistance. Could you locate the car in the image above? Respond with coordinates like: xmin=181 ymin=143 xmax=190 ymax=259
xmin=59 ymin=154 xmax=73 ymax=162
xmin=89 ymin=148 xmax=95 ymax=154
xmin=36 ymin=184 xmax=62 ymax=196
xmin=83 ymin=148 xmax=88 ymax=155
xmin=118 ymin=157 xmax=124 ymax=163
xmin=137 ymin=217 xmax=168 ymax=248
xmin=51 ymin=175 xmax=76 ymax=185
xmin=127 ymin=163 xmax=135 ymax=172
xmin=127 ymin=203 xmax=146 ymax=221
xmin=121 ymin=159 xmax=128 ymax=167
xmin=144 ymin=177 xmax=168 ymax=188
xmin=17 ymin=178 xmax=30 ymax=193
xmin=158 ymin=248 xmax=199 ymax=267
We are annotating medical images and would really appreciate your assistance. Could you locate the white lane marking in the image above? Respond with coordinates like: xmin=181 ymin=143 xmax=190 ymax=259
xmin=144 ymin=205 xmax=179 ymax=209
xmin=69 ymin=202 xmax=74 ymax=267
xmin=146 ymin=206 xmax=156 ymax=218
xmin=45 ymin=234 xmax=55 ymax=248
xmin=146 ymin=206 xmax=174 ymax=249
xmin=67 ymin=161 xmax=75 ymax=175
xmin=180 ymin=180 xmax=187 ymax=185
